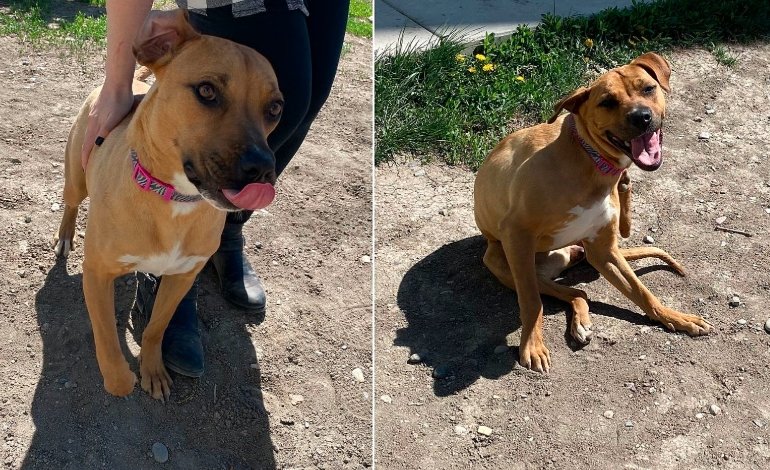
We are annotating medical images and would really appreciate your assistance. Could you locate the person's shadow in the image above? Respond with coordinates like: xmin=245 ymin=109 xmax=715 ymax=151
xmin=395 ymin=235 xmax=660 ymax=397
xmin=23 ymin=258 xmax=276 ymax=469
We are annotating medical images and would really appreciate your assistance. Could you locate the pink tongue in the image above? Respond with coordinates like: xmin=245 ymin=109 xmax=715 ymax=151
xmin=630 ymin=130 xmax=662 ymax=168
xmin=222 ymin=183 xmax=275 ymax=210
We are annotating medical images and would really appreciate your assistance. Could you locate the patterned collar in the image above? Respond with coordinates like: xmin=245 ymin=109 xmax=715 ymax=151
xmin=130 ymin=149 xmax=202 ymax=203
xmin=566 ymin=114 xmax=623 ymax=176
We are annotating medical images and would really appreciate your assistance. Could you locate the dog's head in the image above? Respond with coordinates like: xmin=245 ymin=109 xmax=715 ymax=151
xmin=131 ymin=10 xmax=282 ymax=211
xmin=548 ymin=52 xmax=671 ymax=171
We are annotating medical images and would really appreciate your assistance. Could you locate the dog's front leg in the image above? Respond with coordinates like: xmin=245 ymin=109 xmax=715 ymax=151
xmin=139 ymin=270 xmax=199 ymax=401
xmin=584 ymin=235 xmax=711 ymax=336
xmin=501 ymin=233 xmax=551 ymax=372
xmin=82 ymin=267 xmax=137 ymax=396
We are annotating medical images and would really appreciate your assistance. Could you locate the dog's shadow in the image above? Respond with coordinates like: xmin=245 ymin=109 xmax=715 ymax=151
xmin=23 ymin=259 xmax=276 ymax=469
xmin=394 ymin=236 xmax=660 ymax=397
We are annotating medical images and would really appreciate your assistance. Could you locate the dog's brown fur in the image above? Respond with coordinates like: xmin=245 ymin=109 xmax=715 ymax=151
xmin=474 ymin=53 xmax=711 ymax=373
xmin=54 ymin=10 xmax=282 ymax=399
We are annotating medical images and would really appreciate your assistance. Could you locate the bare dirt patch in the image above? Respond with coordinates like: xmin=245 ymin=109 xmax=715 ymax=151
xmin=376 ymin=44 xmax=770 ymax=469
xmin=0 ymin=33 xmax=372 ymax=469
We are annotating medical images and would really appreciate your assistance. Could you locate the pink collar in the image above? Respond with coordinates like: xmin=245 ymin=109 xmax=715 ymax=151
xmin=130 ymin=149 xmax=202 ymax=203
xmin=566 ymin=114 xmax=623 ymax=176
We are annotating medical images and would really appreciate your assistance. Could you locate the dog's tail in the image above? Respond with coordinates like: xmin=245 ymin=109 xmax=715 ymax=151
xmin=134 ymin=66 xmax=153 ymax=83
xmin=620 ymin=247 xmax=685 ymax=276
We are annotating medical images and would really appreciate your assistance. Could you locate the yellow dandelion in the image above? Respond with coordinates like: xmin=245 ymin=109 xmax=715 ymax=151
xmin=455 ymin=53 xmax=466 ymax=63
xmin=515 ymin=75 xmax=525 ymax=82
xmin=468 ymin=66 xmax=477 ymax=73
xmin=584 ymin=38 xmax=594 ymax=48
xmin=475 ymin=53 xmax=487 ymax=61
xmin=482 ymin=63 xmax=495 ymax=72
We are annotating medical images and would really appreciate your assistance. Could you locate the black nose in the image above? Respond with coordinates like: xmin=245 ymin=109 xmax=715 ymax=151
xmin=239 ymin=145 xmax=276 ymax=184
xmin=628 ymin=106 xmax=653 ymax=130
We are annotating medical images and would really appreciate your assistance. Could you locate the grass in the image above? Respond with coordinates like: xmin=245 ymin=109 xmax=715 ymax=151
xmin=347 ymin=0 xmax=372 ymax=38
xmin=375 ymin=0 xmax=770 ymax=168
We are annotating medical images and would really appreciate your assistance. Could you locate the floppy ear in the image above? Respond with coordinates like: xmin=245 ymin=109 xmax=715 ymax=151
xmin=133 ymin=10 xmax=201 ymax=70
xmin=630 ymin=52 xmax=671 ymax=92
xmin=547 ymin=86 xmax=591 ymax=123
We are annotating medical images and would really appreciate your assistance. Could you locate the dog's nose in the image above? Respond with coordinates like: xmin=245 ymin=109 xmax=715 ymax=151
xmin=628 ymin=107 xmax=653 ymax=130
xmin=239 ymin=145 xmax=276 ymax=184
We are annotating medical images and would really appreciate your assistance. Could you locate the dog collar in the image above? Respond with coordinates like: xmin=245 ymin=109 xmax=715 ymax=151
xmin=130 ymin=149 xmax=202 ymax=203
xmin=567 ymin=114 xmax=623 ymax=176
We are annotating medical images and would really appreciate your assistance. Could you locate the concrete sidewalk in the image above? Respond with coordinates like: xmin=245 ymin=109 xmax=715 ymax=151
xmin=375 ymin=0 xmax=640 ymax=54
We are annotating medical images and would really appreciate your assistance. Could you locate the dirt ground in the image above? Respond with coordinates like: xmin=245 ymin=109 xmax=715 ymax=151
xmin=375 ymin=45 xmax=770 ymax=469
xmin=0 ymin=30 xmax=372 ymax=470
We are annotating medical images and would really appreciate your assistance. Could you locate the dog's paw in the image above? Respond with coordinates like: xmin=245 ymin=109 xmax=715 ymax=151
xmin=53 ymin=237 xmax=72 ymax=258
xmin=519 ymin=337 xmax=551 ymax=373
xmin=570 ymin=320 xmax=594 ymax=345
xmin=140 ymin=358 xmax=174 ymax=402
xmin=659 ymin=309 xmax=712 ymax=336
xmin=103 ymin=368 xmax=137 ymax=397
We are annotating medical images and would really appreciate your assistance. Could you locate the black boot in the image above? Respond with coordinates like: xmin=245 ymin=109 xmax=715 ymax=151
xmin=133 ymin=274 xmax=204 ymax=378
xmin=210 ymin=222 xmax=267 ymax=313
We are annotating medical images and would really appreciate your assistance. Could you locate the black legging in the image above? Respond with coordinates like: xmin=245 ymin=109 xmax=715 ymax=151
xmin=189 ymin=0 xmax=350 ymax=224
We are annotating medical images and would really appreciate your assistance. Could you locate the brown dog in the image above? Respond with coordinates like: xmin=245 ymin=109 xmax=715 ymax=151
xmin=54 ymin=10 xmax=283 ymax=400
xmin=473 ymin=52 xmax=711 ymax=373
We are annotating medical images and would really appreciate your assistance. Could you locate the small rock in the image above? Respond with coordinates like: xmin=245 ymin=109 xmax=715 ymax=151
xmin=603 ymin=410 xmax=615 ymax=419
xmin=432 ymin=365 xmax=450 ymax=379
xmin=705 ymin=107 xmax=715 ymax=115
xmin=254 ymin=241 xmax=263 ymax=249
xmin=698 ymin=131 xmax=711 ymax=140
xmin=638 ymin=355 xmax=646 ymax=360
xmin=493 ymin=344 xmax=508 ymax=354
xmin=280 ymin=417 xmax=295 ymax=425
xmin=352 ymin=368 xmax=365 ymax=383
xmin=643 ymin=235 xmax=655 ymax=244
xmin=23 ymin=215 xmax=31 ymax=223
xmin=625 ymin=421 xmax=634 ymax=428
xmin=764 ymin=318 xmax=770 ymax=334
xmin=640 ymin=326 xmax=651 ymax=334
xmin=51 ymin=203 xmax=60 ymax=211
xmin=477 ymin=425 xmax=492 ymax=436
xmin=64 ymin=381 xmax=77 ymax=389
xmin=737 ymin=319 xmax=747 ymax=325
xmin=454 ymin=425 xmax=469 ymax=436
xmin=695 ymin=412 xmax=705 ymax=419
xmin=753 ymin=419 xmax=764 ymax=428
xmin=360 ymin=255 xmax=371 ymax=264
xmin=709 ymin=404 xmax=722 ymax=415
xmin=649 ymin=387 xmax=656 ymax=394
xmin=380 ymin=395 xmax=392 ymax=404
xmin=729 ymin=296 xmax=741 ymax=307
xmin=407 ymin=353 xmax=422 ymax=364
xmin=715 ymin=216 xmax=727 ymax=225
xmin=289 ymin=394 xmax=304 ymax=405
xmin=413 ymin=168 xmax=426 ymax=177
xmin=438 ymin=208 xmax=449 ymax=216
xmin=693 ymin=117 xmax=703 ymax=122
xmin=151 ymin=442 xmax=169 ymax=463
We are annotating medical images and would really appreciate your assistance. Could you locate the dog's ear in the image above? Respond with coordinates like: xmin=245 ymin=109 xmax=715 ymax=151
xmin=133 ymin=10 xmax=201 ymax=70
xmin=631 ymin=52 xmax=671 ymax=92
xmin=547 ymin=87 xmax=590 ymax=124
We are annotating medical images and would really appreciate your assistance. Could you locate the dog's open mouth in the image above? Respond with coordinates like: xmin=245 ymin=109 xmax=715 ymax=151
xmin=221 ymin=183 xmax=276 ymax=210
xmin=607 ymin=129 xmax=663 ymax=171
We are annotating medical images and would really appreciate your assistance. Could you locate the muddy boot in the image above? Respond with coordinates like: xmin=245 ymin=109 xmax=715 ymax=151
xmin=210 ymin=222 xmax=267 ymax=314
xmin=133 ymin=273 xmax=204 ymax=378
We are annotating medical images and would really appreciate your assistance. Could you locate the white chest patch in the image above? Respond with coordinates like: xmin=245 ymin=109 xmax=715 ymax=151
xmin=549 ymin=196 xmax=615 ymax=249
xmin=118 ymin=242 xmax=208 ymax=276
xmin=170 ymin=172 xmax=202 ymax=217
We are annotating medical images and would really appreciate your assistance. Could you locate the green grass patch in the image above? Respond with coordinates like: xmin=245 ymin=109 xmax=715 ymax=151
xmin=0 ymin=0 xmax=106 ymax=47
xmin=375 ymin=0 xmax=770 ymax=168
xmin=347 ymin=0 xmax=372 ymax=38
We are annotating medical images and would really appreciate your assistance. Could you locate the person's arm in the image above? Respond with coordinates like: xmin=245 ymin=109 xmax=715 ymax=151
xmin=81 ymin=0 xmax=154 ymax=169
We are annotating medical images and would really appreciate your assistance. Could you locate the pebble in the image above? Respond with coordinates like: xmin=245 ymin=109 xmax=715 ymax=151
xmin=454 ymin=425 xmax=469 ymax=436
xmin=151 ymin=442 xmax=169 ymax=463
xmin=432 ymin=365 xmax=450 ymax=379
xmin=51 ymin=203 xmax=60 ymax=211
xmin=729 ymin=296 xmax=741 ymax=307
xmin=23 ymin=215 xmax=31 ymax=223
xmin=438 ymin=208 xmax=449 ymax=216
xmin=640 ymin=326 xmax=651 ymax=334
xmin=477 ymin=425 xmax=493 ymax=436
xmin=289 ymin=394 xmax=304 ymax=406
xmin=695 ymin=412 xmax=705 ymax=420
xmin=737 ymin=319 xmax=747 ymax=325
xmin=351 ymin=368 xmax=365 ymax=383
xmin=603 ymin=410 xmax=614 ymax=419
xmin=380 ymin=395 xmax=392 ymax=404
xmin=715 ymin=216 xmax=727 ymax=225
xmin=64 ymin=381 xmax=77 ymax=389
xmin=360 ymin=255 xmax=371 ymax=264
xmin=705 ymin=107 xmax=715 ymax=115
xmin=698 ymin=131 xmax=711 ymax=140
xmin=643 ymin=235 xmax=655 ymax=244
xmin=254 ymin=241 xmax=263 ymax=249
xmin=413 ymin=168 xmax=426 ymax=177
xmin=407 ymin=353 xmax=422 ymax=364
xmin=625 ymin=421 xmax=634 ymax=428
xmin=493 ymin=344 xmax=508 ymax=354
xmin=764 ymin=318 xmax=770 ymax=334
xmin=709 ymin=404 xmax=722 ymax=415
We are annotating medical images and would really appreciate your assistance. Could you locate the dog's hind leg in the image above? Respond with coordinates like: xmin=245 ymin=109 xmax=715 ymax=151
xmin=536 ymin=278 xmax=593 ymax=345
xmin=54 ymin=126 xmax=88 ymax=257
xmin=619 ymin=247 xmax=685 ymax=276
xmin=618 ymin=170 xmax=632 ymax=238
xmin=482 ymin=239 xmax=516 ymax=290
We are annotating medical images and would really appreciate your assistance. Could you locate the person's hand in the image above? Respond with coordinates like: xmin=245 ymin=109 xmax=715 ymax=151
xmin=80 ymin=83 xmax=137 ymax=169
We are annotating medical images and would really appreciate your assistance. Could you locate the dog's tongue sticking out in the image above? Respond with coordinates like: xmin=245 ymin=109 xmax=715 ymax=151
xmin=630 ymin=129 xmax=663 ymax=171
xmin=222 ymin=183 xmax=275 ymax=210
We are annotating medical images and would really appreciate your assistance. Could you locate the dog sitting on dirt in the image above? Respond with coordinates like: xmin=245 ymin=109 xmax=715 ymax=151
xmin=473 ymin=52 xmax=712 ymax=373
xmin=53 ymin=10 xmax=283 ymax=400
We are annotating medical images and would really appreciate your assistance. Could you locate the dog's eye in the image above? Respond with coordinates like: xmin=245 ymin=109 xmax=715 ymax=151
xmin=267 ymin=100 xmax=283 ymax=120
xmin=642 ymin=84 xmax=657 ymax=95
xmin=598 ymin=97 xmax=618 ymax=108
xmin=195 ymin=83 xmax=218 ymax=103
